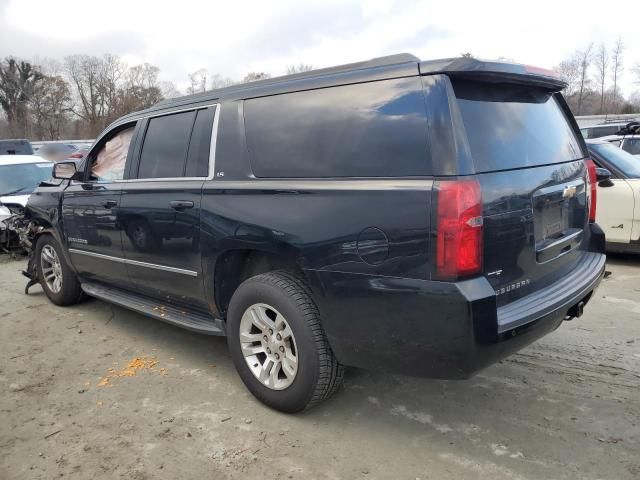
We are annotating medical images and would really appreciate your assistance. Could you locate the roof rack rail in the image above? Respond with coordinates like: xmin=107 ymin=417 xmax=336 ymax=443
xmin=152 ymin=53 xmax=420 ymax=109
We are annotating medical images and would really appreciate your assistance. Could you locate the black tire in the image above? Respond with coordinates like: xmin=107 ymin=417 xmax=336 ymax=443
xmin=35 ymin=234 xmax=83 ymax=306
xmin=227 ymin=271 xmax=344 ymax=413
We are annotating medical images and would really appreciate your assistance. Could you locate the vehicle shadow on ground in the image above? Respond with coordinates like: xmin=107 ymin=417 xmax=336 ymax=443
xmin=606 ymin=251 xmax=640 ymax=267
xmin=57 ymin=292 xmax=580 ymax=435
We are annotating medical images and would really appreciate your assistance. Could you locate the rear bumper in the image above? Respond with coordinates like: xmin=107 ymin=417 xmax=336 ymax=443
xmin=307 ymin=228 xmax=606 ymax=379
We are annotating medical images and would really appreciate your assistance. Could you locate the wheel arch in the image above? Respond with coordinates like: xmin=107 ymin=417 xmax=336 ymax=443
xmin=211 ymin=248 xmax=311 ymax=319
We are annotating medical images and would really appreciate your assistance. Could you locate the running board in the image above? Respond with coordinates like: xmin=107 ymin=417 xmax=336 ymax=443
xmin=81 ymin=282 xmax=225 ymax=336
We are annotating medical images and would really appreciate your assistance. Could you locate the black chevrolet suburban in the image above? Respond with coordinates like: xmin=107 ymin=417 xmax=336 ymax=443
xmin=25 ymin=54 xmax=606 ymax=412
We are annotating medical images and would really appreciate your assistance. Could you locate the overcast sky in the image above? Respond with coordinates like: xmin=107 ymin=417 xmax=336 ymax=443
xmin=1 ymin=0 xmax=638 ymax=95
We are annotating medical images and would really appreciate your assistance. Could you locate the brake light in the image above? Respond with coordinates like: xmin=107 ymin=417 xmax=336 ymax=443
xmin=524 ymin=64 xmax=561 ymax=79
xmin=585 ymin=159 xmax=597 ymax=222
xmin=436 ymin=179 xmax=483 ymax=280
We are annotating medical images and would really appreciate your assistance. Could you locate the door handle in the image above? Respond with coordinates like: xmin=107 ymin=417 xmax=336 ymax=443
xmin=170 ymin=200 xmax=194 ymax=211
xmin=102 ymin=199 xmax=117 ymax=209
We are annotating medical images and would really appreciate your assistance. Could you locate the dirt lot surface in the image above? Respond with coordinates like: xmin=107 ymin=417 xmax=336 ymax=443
xmin=0 ymin=254 xmax=639 ymax=480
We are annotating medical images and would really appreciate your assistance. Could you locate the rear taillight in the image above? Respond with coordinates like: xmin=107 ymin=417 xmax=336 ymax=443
xmin=435 ymin=179 xmax=483 ymax=280
xmin=69 ymin=152 xmax=83 ymax=158
xmin=585 ymin=159 xmax=597 ymax=222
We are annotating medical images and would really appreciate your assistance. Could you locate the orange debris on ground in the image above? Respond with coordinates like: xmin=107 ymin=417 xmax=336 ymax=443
xmin=97 ymin=356 xmax=165 ymax=387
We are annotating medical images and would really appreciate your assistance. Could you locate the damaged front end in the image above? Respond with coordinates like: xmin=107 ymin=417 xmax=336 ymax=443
xmin=1 ymin=209 xmax=43 ymax=293
xmin=1 ymin=210 xmax=37 ymax=254
xmin=0 ymin=192 xmax=43 ymax=255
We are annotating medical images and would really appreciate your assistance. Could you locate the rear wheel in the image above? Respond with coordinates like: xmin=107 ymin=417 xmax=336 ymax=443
xmin=227 ymin=271 xmax=344 ymax=412
xmin=36 ymin=234 xmax=82 ymax=306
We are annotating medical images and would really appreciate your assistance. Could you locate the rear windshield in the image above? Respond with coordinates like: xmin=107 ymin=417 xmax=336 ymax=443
xmin=453 ymin=81 xmax=584 ymax=173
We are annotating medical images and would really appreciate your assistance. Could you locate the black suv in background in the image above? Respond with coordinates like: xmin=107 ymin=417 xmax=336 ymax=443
xmin=25 ymin=54 xmax=606 ymax=412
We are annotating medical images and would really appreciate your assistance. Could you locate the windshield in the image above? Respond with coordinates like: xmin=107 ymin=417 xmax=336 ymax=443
xmin=0 ymin=162 xmax=53 ymax=196
xmin=622 ymin=138 xmax=640 ymax=156
xmin=590 ymin=143 xmax=640 ymax=178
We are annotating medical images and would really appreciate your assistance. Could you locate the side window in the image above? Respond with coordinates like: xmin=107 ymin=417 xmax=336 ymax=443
xmin=90 ymin=125 xmax=135 ymax=181
xmin=137 ymin=111 xmax=196 ymax=179
xmin=244 ymin=78 xmax=431 ymax=178
xmin=185 ymin=107 xmax=215 ymax=177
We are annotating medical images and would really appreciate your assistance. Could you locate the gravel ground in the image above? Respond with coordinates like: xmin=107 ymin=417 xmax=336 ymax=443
xmin=0 ymin=254 xmax=639 ymax=480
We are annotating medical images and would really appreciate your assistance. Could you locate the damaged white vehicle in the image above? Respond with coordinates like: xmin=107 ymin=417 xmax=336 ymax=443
xmin=0 ymin=155 xmax=53 ymax=252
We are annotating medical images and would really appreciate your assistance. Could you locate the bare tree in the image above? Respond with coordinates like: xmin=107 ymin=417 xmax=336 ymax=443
xmin=0 ymin=58 xmax=43 ymax=136
xmin=98 ymin=54 xmax=125 ymax=121
xmin=125 ymin=63 xmax=160 ymax=91
xmin=29 ymin=75 xmax=72 ymax=140
xmin=241 ymin=72 xmax=271 ymax=83
xmin=594 ymin=43 xmax=609 ymax=114
xmin=209 ymin=74 xmax=235 ymax=90
xmin=115 ymin=63 xmax=163 ymax=116
xmin=610 ymin=37 xmax=624 ymax=112
xmin=286 ymin=63 xmax=313 ymax=74
xmin=65 ymin=54 xmax=130 ymax=134
xmin=159 ymin=81 xmax=181 ymax=99
xmin=576 ymin=44 xmax=594 ymax=115
xmin=64 ymin=54 xmax=104 ymax=134
xmin=556 ymin=55 xmax=581 ymax=97
xmin=187 ymin=69 xmax=208 ymax=94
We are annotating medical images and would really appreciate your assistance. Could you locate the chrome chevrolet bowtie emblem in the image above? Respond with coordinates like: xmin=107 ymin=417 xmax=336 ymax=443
xmin=563 ymin=185 xmax=577 ymax=199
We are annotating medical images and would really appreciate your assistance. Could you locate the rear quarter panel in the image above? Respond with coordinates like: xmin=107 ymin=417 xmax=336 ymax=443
xmin=199 ymin=179 xmax=433 ymax=281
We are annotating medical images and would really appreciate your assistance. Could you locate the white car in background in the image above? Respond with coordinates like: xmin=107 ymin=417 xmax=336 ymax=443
xmin=587 ymin=139 xmax=640 ymax=253
xmin=0 ymin=155 xmax=53 ymax=222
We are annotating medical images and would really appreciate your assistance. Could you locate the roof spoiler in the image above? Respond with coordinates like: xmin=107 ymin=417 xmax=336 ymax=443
xmin=419 ymin=57 xmax=567 ymax=91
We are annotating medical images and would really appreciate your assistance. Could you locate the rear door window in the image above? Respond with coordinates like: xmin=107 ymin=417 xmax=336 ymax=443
xmin=244 ymin=78 xmax=431 ymax=178
xmin=185 ymin=107 xmax=215 ymax=177
xmin=453 ymin=81 xmax=584 ymax=173
xmin=137 ymin=110 xmax=196 ymax=179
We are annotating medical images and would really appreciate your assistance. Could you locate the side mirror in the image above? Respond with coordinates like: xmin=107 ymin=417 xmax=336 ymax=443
xmin=595 ymin=167 xmax=614 ymax=188
xmin=53 ymin=161 xmax=78 ymax=180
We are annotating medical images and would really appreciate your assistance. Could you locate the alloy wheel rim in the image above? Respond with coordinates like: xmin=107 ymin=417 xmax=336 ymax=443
xmin=41 ymin=245 xmax=63 ymax=293
xmin=239 ymin=303 xmax=298 ymax=390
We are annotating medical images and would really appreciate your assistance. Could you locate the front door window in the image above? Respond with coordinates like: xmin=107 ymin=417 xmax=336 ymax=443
xmin=91 ymin=127 xmax=134 ymax=181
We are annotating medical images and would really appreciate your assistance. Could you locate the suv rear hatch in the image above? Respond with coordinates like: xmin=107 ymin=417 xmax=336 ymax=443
xmin=444 ymin=66 xmax=591 ymax=309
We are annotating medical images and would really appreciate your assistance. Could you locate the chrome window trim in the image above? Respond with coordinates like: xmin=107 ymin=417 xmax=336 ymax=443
xmin=84 ymin=103 xmax=221 ymax=184
xmin=68 ymin=248 xmax=198 ymax=277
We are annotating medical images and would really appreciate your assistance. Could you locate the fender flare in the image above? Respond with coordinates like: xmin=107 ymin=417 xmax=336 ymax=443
xmin=32 ymin=226 xmax=78 ymax=275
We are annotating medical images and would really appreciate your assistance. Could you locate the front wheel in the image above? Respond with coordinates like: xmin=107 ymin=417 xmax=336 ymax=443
xmin=227 ymin=271 xmax=344 ymax=412
xmin=36 ymin=234 xmax=83 ymax=306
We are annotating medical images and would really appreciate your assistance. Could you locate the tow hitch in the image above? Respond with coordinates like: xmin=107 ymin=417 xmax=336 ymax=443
xmin=565 ymin=300 xmax=585 ymax=321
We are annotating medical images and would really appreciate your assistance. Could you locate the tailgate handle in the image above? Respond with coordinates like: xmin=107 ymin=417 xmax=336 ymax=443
xmin=170 ymin=200 xmax=194 ymax=211
xmin=536 ymin=229 xmax=582 ymax=263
